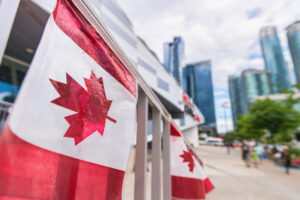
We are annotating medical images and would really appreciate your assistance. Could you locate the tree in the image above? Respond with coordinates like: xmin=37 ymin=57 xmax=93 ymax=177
xmin=223 ymin=131 xmax=237 ymax=143
xmin=236 ymin=114 xmax=264 ymax=140
xmin=237 ymin=98 xmax=300 ymax=143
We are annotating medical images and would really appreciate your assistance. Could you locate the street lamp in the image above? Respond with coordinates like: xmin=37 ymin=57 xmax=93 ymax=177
xmin=222 ymin=102 xmax=229 ymax=134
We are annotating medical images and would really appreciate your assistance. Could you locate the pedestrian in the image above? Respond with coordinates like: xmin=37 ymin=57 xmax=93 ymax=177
xmin=282 ymin=146 xmax=292 ymax=175
xmin=251 ymin=148 xmax=259 ymax=168
xmin=274 ymin=151 xmax=282 ymax=164
xmin=254 ymin=143 xmax=264 ymax=164
xmin=241 ymin=140 xmax=251 ymax=167
xmin=249 ymin=138 xmax=255 ymax=148
xmin=225 ymin=142 xmax=231 ymax=154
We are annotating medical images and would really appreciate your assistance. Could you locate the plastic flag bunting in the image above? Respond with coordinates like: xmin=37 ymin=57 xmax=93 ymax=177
xmin=0 ymin=0 xmax=137 ymax=199
xmin=170 ymin=123 xmax=214 ymax=199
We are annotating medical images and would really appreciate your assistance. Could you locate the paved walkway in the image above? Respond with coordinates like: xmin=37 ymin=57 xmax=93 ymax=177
xmin=196 ymin=146 xmax=300 ymax=200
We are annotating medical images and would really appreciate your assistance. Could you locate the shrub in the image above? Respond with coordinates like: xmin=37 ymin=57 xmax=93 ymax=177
xmin=289 ymin=147 xmax=300 ymax=157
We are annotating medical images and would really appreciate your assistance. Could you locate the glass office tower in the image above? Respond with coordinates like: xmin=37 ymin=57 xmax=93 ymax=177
xmin=260 ymin=26 xmax=290 ymax=90
xmin=228 ymin=75 xmax=245 ymax=128
xmin=241 ymin=70 xmax=278 ymax=111
xmin=163 ymin=37 xmax=184 ymax=84
xmin=183 ymin=60 xmax=216 ymax=127
xmin=287 ymin=21 xmax=300 ymax=83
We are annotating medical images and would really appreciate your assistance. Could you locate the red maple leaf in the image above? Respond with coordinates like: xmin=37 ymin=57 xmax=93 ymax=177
xmin=188 ymin=147 xmax=204 ymax=167
xmin=194 ymin=114 xmax=201 ymax=122
xmin=180 ymin=150 xmax=195 ymax=172
xmin=50 ymin=72 xmax=116 ymax=145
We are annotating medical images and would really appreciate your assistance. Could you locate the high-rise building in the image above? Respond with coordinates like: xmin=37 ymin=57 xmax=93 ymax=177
xmin=163 ymin=37 xmax=184 ymax=84
xmin=183 ymin=60 xmax=216 ymax=127
xmin=228 ymin=75 xmax=245 ymax=128
xmin=241 ymin=70 xmax=277 ymax=111
xmin=287 ymin=21 xmax=300 ymax=83
xmin=260 ymin=26 xmax=290 ymax=90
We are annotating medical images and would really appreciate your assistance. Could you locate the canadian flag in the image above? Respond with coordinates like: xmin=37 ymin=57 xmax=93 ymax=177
xmin=0 ymin=0 xmax=137 ymax=199
xmin=194 ymin=114 xmax=201 ymax=123
xmin=182 ymin=91 xmax=191 ymax=107
xmin=170 ymin=123 xmax=214 ymax=200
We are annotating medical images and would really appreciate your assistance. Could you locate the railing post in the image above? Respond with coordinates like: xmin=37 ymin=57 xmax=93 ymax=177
xmin=0 ymin=0 xmax=20 ymax=64
xmin=163 ymin=120 xmax=171 ymax=200
xmin=134 ymin=89 xmax=148 ymax=200
xmin=151 ymin=108 xmax=161 ymax=200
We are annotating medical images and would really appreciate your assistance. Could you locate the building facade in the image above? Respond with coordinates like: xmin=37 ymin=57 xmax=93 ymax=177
xmin=287 ymin=21 xmax=300 ymax=83
xmin=241 ymin=70 xmax=277 ymax=112
xmin=260 ymin=26 xmax=290 ymax=90
xmin=183 ymin=60 xmax=216 ymax=127
xmin=163 ymin=37 xmax=184 ymax=84
xmin=228 ymin=75 xmax=245 ymax=128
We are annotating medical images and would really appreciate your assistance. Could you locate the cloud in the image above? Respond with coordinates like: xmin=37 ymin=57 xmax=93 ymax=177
xmin=118 ymin=0 xmax=299 ymax=86
xmin=246 ymin=7 xmax=263 ymax=19
xmin=248 ymin=52 xmax=262 ymax=59
xmin=117 ymin=0 xmax=300 ymax=130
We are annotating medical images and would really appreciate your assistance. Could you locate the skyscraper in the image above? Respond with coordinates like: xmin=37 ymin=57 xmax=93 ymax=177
xmin=183 ymin=60 xmax=216 ymax=127
xmin=228 ymin=75 xmax=245 ymax=128
xmin=260 ymin=26 xmax=290 ymax=90
xmin=241 ymin=70 xmax=277 ymax=111
xmin=287 ymin=21 xmax=300 ymax=83
xmin=164 ymin=37 xmax=184 ymax=84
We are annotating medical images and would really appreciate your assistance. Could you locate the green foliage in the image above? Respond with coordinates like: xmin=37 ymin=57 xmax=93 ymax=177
xmin=236 ymin=114 xmax=265 ymax=140
xmin=292 ymin=83 xmax=300 ymax=90
xmin=281 ymin=84 xmax=300 ymax=108
xmin=223 ymin=131 xmax=237 ymax=142
xmin=289 ymin=147 xmax=300 ymax=157
xmin=274 ymin=131 xmax=294 ymax=143
xmin=236 ymin=98 xmax=300 ymax=143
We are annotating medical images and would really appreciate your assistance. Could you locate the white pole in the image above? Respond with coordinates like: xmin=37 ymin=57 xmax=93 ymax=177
xmin=0 ymin=0 xmax=20 ymax=64
xmin=163 ymin=120 xmax=171 ymax=200
xmin=151 ymin=108 xmax=161 ymax=200
xmin=134 ymin=89 xmax=148 ymax=200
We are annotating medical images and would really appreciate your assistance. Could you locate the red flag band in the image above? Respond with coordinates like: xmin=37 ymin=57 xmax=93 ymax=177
xmin=170 ymin=123 xmax=214 ymax=199
xmin=0 ymin=0 xmax=137 ymax=199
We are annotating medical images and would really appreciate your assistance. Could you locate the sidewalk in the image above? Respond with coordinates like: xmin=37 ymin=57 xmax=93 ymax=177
xmin=195 ymin=146 xmax=300 ymax=200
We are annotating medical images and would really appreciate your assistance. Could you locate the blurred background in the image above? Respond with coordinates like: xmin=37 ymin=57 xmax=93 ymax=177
xmin=0 ymin=0 xmax=300 ymax=199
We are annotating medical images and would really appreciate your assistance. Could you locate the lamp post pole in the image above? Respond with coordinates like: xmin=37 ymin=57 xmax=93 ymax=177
xmin=222 ymin=102 xmax=229 ymax=134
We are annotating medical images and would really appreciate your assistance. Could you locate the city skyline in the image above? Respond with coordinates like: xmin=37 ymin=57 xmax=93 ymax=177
xmin=228 ymin=75 xmax=244 ymax=128
xmin=241 ymin=69 xmax=277 ymax=112
xmin=259 ymin=26 xmax=291 ymax=90
xmin=163 ymin=36 xmax=185 ymax=84
xmin=183 ymin=60 xmax=216 ymax=127
xmin=287 ymin=21 xmax=300 ymax=83
xmin=119 ymin=0 xmax=300 ymax=132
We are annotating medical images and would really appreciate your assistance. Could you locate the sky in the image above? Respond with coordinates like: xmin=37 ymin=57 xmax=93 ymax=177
xmin=117 ymin=0 xmax=300 ymax=133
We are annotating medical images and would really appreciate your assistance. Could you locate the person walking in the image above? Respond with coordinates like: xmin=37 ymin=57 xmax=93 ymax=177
xmin=282 ymin=146 xmax=292 ymax=175
xmin=225 ymin=142 xmax=231 ymax=154
xmin=251 ymin=148 xmax=259 ymax=168
xmin=254 ymin=143 xmax=264 ymax=164
xmin=241 ymin=140 xmax=251 ymax=167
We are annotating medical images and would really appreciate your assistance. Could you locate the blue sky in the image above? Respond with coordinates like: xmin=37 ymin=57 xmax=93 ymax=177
xmin=118 ymin=0 xmax=300 ymax=133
